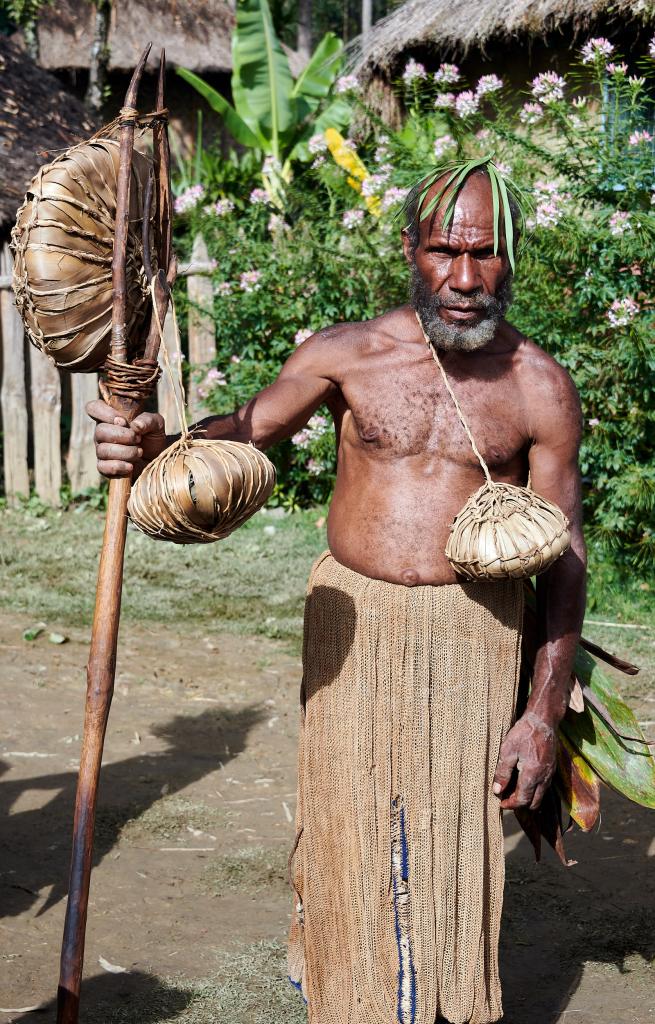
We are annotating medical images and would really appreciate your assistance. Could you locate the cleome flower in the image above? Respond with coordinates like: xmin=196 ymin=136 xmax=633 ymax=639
xmin=606 ymin=62 xmax=628 ymax=76
xmin=434 ymin=92 xmax=456 ymax=109
xmin=381 ymin=186 xmax=409 ymax=211
xmin=454 ymin=90 xmax=479 ymax=118
xmin=342 ymin=208 xmax=365 ymax=229
xmin=530 ymin=180 xmax=570 ymax=229
xmin=239 ymin=270 xmax=262 ymax=293
xmin=433 ymin=134 xmax=456 ymax=159
xmin=402 ymin=58 xmax=427 ymax=85
xmin=581 ymin=37 xmax=615 ymax=65
xmin=434 ymin=63 xmax=461 ymax=86
xmin=519 ymin=101 xmax=544 ymax=124
xmin=607 ymin=297 xmax=639 ymax=327
xmin=531 ymin=71 xmax=566 ymax=103
xmin=609 ymin=211 xmax=631 ymax=236
xmin=476 ymin=74 xmax=503 ymax=96
xmin=361 ymin=172 xmax=391 ymax=198
xmin=216 ymin=281 xmax=232 ymax=297
xmin=650 ymin=35 xmax=655 ymax=59
xmin=335 ymin=74 xmax=359 ymax=94
xmin=628 ymin=129 xmax=653 ymax=145
xmin=308 ymin=133 xmax=328 ymax=155
xmin=294 ymin=328 xmax=313 ymax=346
xmin=212 ymin=198 xmax=234 ymax=216
xmin=249 ymin=187 xmax=269 ymax=205
xmin=292 ymin=414 xmax=330 ymax=450
xmin=174 ymin=183 xmax=205 ymax=214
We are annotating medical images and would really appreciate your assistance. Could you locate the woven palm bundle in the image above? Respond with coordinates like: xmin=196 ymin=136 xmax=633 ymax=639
xmin=12 ymin=138 xmax=151 ymax=371
xmin=127 ymin=437 xmax=276 ymax=544
xmin=445 ymin=480 xmax=571 ymax=581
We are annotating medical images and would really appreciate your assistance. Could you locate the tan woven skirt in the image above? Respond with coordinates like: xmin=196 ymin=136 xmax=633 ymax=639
xmin=288 ymin=552 xmax=523 ymax=1024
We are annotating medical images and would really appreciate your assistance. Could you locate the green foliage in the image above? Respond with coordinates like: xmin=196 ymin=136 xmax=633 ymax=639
xmin=177 ymin=0 xmax=347 ymax=185
xmin=0 ymin=0 xmax=49 ymax=28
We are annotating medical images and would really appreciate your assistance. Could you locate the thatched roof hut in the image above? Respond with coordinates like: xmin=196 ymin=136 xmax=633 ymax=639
xmin=0 ymin=37 xmax=95 ymax=235
xmin=351 ymin=0 xmax=653 ymax=76
xmin=36 ymin=0 xmax=235 ymax=74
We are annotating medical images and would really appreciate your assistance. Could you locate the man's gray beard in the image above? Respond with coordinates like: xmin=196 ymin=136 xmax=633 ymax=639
xmin=409 ymin=263 xmax=513 ymax=352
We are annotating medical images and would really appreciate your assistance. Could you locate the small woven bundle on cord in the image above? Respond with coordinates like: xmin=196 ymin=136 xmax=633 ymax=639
xmin=127 ymin=436 xmax=276 ymax=544
xmin=12 ymin=138 xmax=151 ymax=371
xmin=416 ymin=312 xmax=571 ymax=581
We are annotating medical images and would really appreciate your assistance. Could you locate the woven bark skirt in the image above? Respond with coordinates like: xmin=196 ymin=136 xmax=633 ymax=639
xmin=288 ymin=551 xmax=523 ymax=1024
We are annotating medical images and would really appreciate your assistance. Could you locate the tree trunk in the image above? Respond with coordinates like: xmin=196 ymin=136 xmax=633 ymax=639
xmin=361 ymin=0 xmax=372 ymax=44
xmin=297 ymin=0 xmax=313 ymax=62
xmin=157 ymin=308 xmax=184 ymax=434
xmin=85 ymin=0 xmax=112 ymax=115
xmin=187 ymin=234 xmax=216 ymax=423
xmin=30 ymin=345 xmax=62 ymax=506
xmin=67 ymin=375 xmax=100 ymax=493
xmin=1 ymin=244 xmax=30 ymax=503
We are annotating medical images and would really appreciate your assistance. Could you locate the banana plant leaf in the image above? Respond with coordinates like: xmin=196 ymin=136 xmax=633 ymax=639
xmin=555 ymin=730 xmax=601 ymax=831
xmin=176 ymin=68 xmax=263 ymax=149
xmin=232 ymin=0 xmax=295 ymax=156
xmin=292 ymin=32 xmax=343 ymax=109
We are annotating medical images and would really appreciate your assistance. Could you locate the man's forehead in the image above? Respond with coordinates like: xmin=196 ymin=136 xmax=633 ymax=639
xmin=418 ymin=173 xmax=496 ymax=240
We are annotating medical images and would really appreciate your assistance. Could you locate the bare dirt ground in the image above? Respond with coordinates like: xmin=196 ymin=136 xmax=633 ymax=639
xmin=1 ymin=611 xmax=653 ymax=1024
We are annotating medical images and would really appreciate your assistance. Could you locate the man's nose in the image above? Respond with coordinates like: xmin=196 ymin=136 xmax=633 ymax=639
xmin=449 ymin=253 xmax=480 ymax=293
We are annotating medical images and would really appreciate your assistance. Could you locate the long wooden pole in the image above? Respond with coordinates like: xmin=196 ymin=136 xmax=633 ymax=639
xmin=56 ymin=45 xmax=162 ymax=1024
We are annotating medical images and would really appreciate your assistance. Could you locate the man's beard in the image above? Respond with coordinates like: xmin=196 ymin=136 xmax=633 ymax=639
xmin=409 ymin=263 xmax=513 ymax=352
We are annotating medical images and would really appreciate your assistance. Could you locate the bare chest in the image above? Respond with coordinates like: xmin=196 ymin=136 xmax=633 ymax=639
xmin=340 ymin=361 xmax=527 ymax=473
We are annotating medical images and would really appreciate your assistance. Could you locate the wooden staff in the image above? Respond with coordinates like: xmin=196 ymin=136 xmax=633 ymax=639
xmin=57 ymin=46 xmax=175 ymax=1024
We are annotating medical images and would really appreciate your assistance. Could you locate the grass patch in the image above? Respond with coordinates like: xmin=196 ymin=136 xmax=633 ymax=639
xmin=118 ymin=796 xmax=226 ymax=843
xmin=200 ymin=845 xmax=288 ymax=896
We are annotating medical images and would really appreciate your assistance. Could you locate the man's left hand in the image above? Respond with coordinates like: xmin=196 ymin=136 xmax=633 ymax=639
xmin=492 ymin=712 xmax=557 ymax=811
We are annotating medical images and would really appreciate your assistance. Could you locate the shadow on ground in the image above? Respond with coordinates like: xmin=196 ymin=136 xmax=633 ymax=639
xmin=0 ymin=704 xmax=265 ymax=920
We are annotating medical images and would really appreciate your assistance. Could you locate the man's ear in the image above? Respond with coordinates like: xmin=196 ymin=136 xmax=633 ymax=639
xmin=401 ymin=227 xmax=414 ymax=266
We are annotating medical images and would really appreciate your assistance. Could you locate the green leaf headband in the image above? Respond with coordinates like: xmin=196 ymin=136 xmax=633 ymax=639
xmin=401 ymin=156 xmax=526 ymax=273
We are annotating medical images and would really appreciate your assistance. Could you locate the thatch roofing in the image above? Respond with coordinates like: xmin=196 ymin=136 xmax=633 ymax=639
xmin=37 ymin=0 xmax=235 ymax=74
xmin=351 ymin=0 xmax=652 ymax=73
xmin=0 ymin=37 xmax=96 ymax=231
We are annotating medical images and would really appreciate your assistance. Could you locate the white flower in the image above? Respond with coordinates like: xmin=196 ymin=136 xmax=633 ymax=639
xmin=307 ymin=458 xmax=324 ymax=475
xmin=335 ymin=74 xmax=359 ymax=94
xmin=454 ymin=90 xmax=479 ymax=118
xmin=402 ymin=58 xmax=427 ymax=85
xmin=607 ymin=297 xmax=639 ymax=327
xmin=606 ymin=62 xmax=628 ymax=76
xmin=572 ymin=95 xmax=587 ymax=108
xmin=342 ymin=208 xmax=365 ymax=229
xmin=434 ymin=92 xmax=456 ymax=109
xmin=495 ymin=161 xmax=512 ymax=177
xmin=174 ymin=183 xmax=205 ymax=214
xmin=588 ymin=417 xmax=600 ymax=427
xmin=519 ymin=101 xmax=544 ymax=125
xmin=239 ymin=270 xmax=262 ymax=292
xmin=531 ymin=71 xmax=566 ymax=103
xmin=609 ymin=211 xmax=631 ymax=236
xmin=628 ymin=75 xmax=646 ymax=87
xmin=294 ymin=328 xmax=313 ymax=346
xmin=262 ymin=155 xmax=281 ymax=175
xmin=581 ymin=37 xmax=614 ymax=65
xmin=650 ymin=35 xmax=655 ymax=59
xmin=308 ymin=133 xmax=327 ymax=155
xmin=213 ymin=198 xmax=234 ymax=216
xmin=531 ymin=180 xmax=570 ymax=228
xmin=311 ymin=155 xmax=326 ymax=169
xmin=476 ymin=74 xmax=503 ymax=96
xmin=268 ymin=213 xmax=286 ymax=235
xmin=249 ymin=187 xmax=269 ymax=205
xmin=216 ymin=281 xmax=232 ymax=296
xmin=361 ymin=172 xmax=390 ymax=197
xmin=433 ymin=133 xmax=455 ymax=159
xmin=434 ymin=63 xmax=460 ymax=86
xmin=381 ymin=186 xmax=409 ymax=211
xmin=628 ymin=129 xmax=653 ymax=145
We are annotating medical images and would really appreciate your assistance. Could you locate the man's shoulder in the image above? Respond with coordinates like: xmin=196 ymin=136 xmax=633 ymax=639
xmin=508 ymin=328 xmax=582 ymax=434
xmin=299 ymin=308 xmax=410 ymax=359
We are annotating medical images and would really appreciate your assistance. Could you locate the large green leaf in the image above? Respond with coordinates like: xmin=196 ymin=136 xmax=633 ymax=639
xmin=287 ymin=98 xmax=352 ymax=163
xmin=292 ymin=32 xmax=343 ymax=113
xmin=233 ymin=0 xmax=295 ymax=157
xmin=560 ymin=647 xmax=655 ymax=808
xmin=176 ymin=68 xmax=262 ymax=148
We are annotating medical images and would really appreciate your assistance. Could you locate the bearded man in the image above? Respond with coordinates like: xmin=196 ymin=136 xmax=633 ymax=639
xmin=88 ymin=165 xmax=586 ymax=1024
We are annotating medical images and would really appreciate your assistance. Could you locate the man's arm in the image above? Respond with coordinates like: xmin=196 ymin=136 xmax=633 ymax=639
xmin=493 ymin=362 xmax=586 ymax=811
xmin=87 ymin=331 xmax=338 ymax=478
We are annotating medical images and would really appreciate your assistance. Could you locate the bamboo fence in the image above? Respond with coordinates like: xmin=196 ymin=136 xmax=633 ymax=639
xmin=0 ymin=234 xmax=216 ymax=505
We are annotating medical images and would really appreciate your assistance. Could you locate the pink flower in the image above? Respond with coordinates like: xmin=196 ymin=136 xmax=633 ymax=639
xmin=434 ymin=63 xmax=460 ymax=86
xmin=381 ymin=187 xmax=409 ymax=211
xmin=588 ymin=418 xmax=600 ymax=427
xmin=239 ymin=270 xmax=262 ymax=292
xmin=581 ymin=37 xmax=614 ymax=65
xmin=308 ymin=133 xmax=327 ymax=155
xmin=342 ymin=209 xmax=365 ymax=229
xmin=606 ymin=62 xmax=628 ymax=76
xmin=335 ymin=74 xmax=359 ymax=95
xmin=216 ymin=281 xmax=232 ymax=297
xmin=174 ymin=183 xmax=205 ymax=214
xmin=434 ymin=92 xmax=456 ymax=109
xmin=294 ymin=328 xmax=313 ymax=346
xmin=531 ymin=72 xmax=565 ymax=103
xmin=530 ymin=180 xmax=570 ymax=229
xmin=607 ymin=297 xmax=639 ymax=327
xmin=402 ymin=59 xmax=427 ymax=85
xmin=609 ymin=211 xmax=631 ymax=236
xmin=519 ymin=101 xmax=544 ymax=125
xmin=311 ymin=155 xmax=326 ymax=169
xmin=476 ymin=74 xmax=503 ymax=96
xmin=628 ymin=130 xmax=653 ymax=145
xmin=230 ymin=354 xmax=241 ymax=363
xmin=433 ymin=134 xmax=455 ymax=159
xmin=454 ymin=90 xmax=479 ymax=118
xmin=292 ymin=429 xmax=310 ymax=449
xmin=249 ymin=188 xmax=269 ymax=205
xmin=307 ymin=458 xmax=323 ymax=476
xmin=361 ymin=172 xmax=390 ymax=198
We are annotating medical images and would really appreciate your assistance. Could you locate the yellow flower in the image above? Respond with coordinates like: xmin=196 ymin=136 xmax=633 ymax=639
xmin=324 ymin=129 xmax=381 ymax=216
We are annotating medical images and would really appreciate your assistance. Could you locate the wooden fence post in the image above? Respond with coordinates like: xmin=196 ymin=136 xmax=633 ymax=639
xmin=30 ymin=344 xmax=62 ymax=506
xmin=187 ymin=233 xmax=216 ymax=422
xmin=157 ymin=307 xmax=184 ymax=434
xmin=67 ymin=374 xmax=100 ymax=493
xmin=0 ymin=243 xmax=29 ymax=502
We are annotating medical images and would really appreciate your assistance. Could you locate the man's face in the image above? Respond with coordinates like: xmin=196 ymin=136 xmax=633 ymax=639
xmin=403 ymin=172 xmax=513 ymax=352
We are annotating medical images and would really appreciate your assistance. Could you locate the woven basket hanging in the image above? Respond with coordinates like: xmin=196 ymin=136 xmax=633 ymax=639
xmin=12 ymin=138 xmax=152 ymax=372
xmin=416 ymin=313 xmax=571 ymax=581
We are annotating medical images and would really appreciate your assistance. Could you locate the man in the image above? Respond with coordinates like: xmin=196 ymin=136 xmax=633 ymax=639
xmin=88 ymin=166 xmax=586 ymax=1024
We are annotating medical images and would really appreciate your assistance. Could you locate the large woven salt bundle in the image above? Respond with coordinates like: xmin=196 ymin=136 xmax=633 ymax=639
xmin=12 ymin=138 xmax=151 ymax=372
xmin=127 ymin=437 xmax=276 ymax=544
